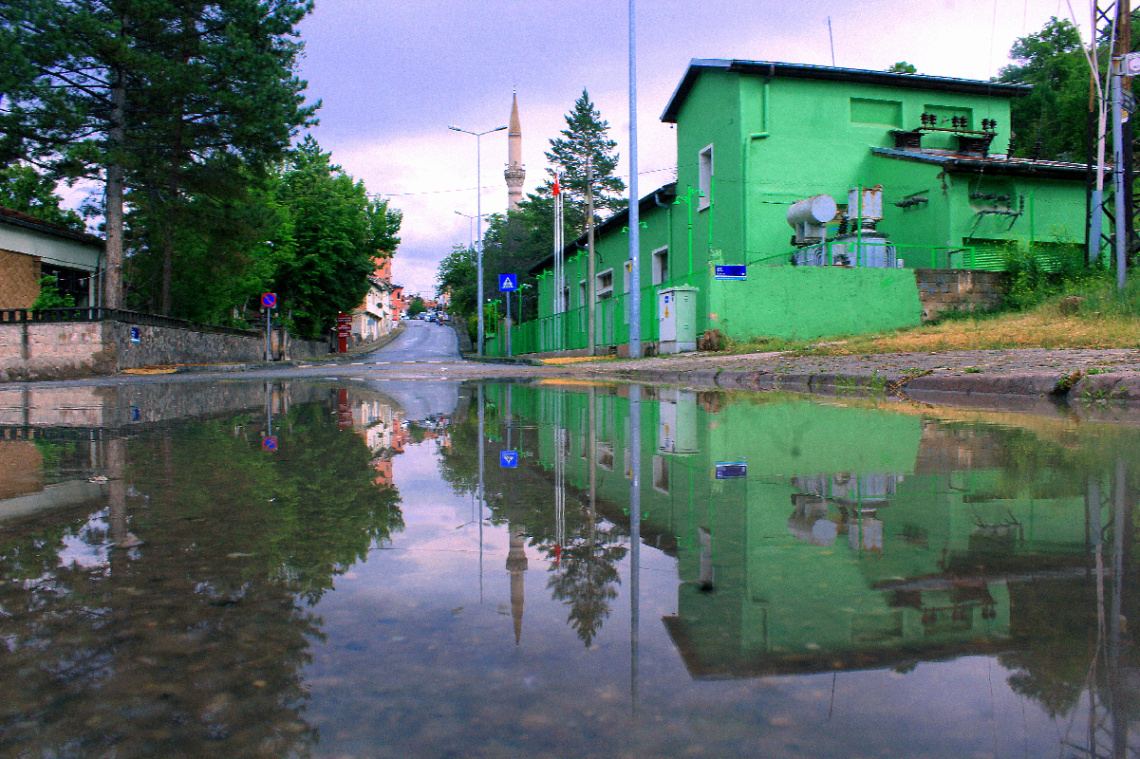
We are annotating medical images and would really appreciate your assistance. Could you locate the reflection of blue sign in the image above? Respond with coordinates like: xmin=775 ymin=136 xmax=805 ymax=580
xmin=500 ymin=450 xmax=519 ymax=468
xmin=715 ymin=461 xmax=747 ymax=479
xmin=263 ymin=436 xmax=278 ymax=452
xmin=498 ymin=274 xmax=518 ymax=292
xmin=715 ymin=265 xmax=747 ymax=280
xmin=261 ymin=292 xmax=277 ymax=308
xmin=130 ymin=406 xmax=141 ymax=422
xmin=129 ymin=326 xmax=141 ymax=343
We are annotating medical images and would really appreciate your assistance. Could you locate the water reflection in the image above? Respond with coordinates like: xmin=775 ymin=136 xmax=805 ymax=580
xmin=0 ymin=381 xmax=405 ymax=758
xmin=1 ymin=379 xmax=1139 ymax=758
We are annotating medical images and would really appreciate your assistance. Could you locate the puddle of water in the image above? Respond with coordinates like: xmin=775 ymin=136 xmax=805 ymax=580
xmin=0 ymin=379 xmax=1137 ymax=758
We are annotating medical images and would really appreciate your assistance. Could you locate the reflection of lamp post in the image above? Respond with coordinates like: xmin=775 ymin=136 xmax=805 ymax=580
xmin=449 ymin=124 xmax=507 ymax=356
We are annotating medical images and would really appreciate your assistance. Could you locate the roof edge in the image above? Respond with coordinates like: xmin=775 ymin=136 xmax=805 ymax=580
xmin=661 ymin=59 xmax=1031 ymax=123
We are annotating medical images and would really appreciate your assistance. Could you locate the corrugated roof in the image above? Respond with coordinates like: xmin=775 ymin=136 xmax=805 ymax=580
xmin=871 ymin=146 xmax=1094 ymax=179
xmin=0 ymin=206 xmax=102 ymax=246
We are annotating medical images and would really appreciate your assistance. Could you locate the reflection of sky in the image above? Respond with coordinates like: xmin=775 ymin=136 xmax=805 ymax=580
xmin=56 ymin=508 xmax=110 ymax=571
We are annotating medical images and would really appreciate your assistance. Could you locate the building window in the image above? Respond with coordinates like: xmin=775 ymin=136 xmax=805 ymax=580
xmin=623 ymin=260 xmax=632 ymax=292
xmin=596 ymin=268 xmax=613 ymax=301
xmin=698 ymin=144 xmax=713 ymax=210
xmin=652 ymin=247 xmax=669 ymax=285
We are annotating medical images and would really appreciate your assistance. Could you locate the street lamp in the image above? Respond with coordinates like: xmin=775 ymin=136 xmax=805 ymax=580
xmin=449 ymin=123 xmax=507 ymax=356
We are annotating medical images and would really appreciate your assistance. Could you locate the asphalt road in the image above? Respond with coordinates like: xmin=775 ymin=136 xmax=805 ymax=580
xmin=353 ymin=320 xmax=460 ymax=364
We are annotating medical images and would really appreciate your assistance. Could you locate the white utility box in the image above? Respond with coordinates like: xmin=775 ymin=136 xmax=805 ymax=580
xmin=657 ymin=286 xmax=698 ymax=354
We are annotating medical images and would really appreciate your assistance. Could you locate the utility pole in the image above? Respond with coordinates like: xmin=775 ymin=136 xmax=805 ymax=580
xmin=587 ymin=157 xmax=596 ymax=356
xmin=1113 ymin=0 xmax=1132 ymax=290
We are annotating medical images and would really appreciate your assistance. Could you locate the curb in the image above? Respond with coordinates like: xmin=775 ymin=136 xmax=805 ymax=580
xmin=588 ymin=365 xmax=1140 ymax=406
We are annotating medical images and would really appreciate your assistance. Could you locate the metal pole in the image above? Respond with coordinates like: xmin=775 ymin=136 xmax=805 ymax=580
xmin=265 ymin=308 xmax=272 ymax=362
xmin=627 ymin=0 xmax=641 ymax=358
xmin=1113 ymin=57 xmax=1127 ymax=290
xmin=628 ymin=384 xmax=641 ymax=711
xmin=587 ymin=157 xmax=596 ymax=356
xmin=449 ymin=125 xmax=507 ymax=355
xmin=506 ymin=289 xmax=512 ymax=357
xmin=476 ymin=134 xmax=484 ymax=355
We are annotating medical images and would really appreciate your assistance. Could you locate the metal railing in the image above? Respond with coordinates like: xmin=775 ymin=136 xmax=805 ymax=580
xmin=486 ymin=271 xmax=706 ymax=357
xmin=746 ymin=243 xmax=981 ymax=270
xmin=0 ymin=307 xmax=261 ymax=337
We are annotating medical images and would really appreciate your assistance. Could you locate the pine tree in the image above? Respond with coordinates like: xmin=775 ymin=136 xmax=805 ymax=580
xmin=541 ymin=89 xmax=626 ymax=236
xmin=0 ymin=0 xmax=316 ymax=310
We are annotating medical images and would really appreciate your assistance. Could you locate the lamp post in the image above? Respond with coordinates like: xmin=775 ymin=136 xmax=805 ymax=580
xmin=449 ymin=124 xmax=507 ymax=356
xmin=454 ymin=210 xmax=483 ymax=252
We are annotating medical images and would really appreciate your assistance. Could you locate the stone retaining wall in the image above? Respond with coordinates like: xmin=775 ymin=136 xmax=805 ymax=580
xmin=0 ymin=318 xmax=329 ymax=382
xmin=914 ymin=269 xmax=1005 ymax=321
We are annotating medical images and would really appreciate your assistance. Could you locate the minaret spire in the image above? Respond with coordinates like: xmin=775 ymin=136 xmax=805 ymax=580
xmin=505 ymin=92 xmax=525 ymax=211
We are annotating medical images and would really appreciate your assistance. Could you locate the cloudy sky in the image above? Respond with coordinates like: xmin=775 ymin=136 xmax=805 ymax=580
xmin=296 ymin=0 xmax=1084 ymax=296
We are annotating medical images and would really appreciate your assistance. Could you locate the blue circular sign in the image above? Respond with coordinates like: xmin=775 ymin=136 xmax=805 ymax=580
xmin=261 ymin=292 xmax=277 ymax=309
xmin=262 ymin=436 xmax=278 ymax=452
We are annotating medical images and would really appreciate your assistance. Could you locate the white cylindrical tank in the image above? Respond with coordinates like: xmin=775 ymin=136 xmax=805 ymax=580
xmin=787 ymin=194 xmax=838 ymax=244
xmin=787 ymin=194 xmax=838 ymax=227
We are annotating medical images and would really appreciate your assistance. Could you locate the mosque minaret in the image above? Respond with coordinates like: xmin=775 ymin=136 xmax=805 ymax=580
xmin=505 ymin=93 xmax=525 ymax=211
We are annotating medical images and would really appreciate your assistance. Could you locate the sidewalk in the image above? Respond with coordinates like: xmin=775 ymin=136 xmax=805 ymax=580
xmin=541 ymin=347 xmax=1140 ymax=405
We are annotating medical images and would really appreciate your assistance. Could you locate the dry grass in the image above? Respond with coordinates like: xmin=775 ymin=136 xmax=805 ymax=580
xmin=540 ymin=355 xmax=618 ymax=365
xmin=812 ymin=311 xmax=1140 ymax=355
xmin=720 ymin=299 xmax=1140 ymax=357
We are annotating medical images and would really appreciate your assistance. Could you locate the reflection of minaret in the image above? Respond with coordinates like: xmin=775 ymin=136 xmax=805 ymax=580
xmin=506 ymin=524 xmax=528 ymax=644
xmin=505 ymin=93 xmax=525 ymax=211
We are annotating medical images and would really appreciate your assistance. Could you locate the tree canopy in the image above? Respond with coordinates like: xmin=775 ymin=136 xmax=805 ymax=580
xmin=997 ymin=16 xmax=1090 ymax=161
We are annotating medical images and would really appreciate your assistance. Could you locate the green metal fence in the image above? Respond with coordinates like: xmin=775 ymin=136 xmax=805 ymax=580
xmin=486 ymin=270 xmax=707 ymax=357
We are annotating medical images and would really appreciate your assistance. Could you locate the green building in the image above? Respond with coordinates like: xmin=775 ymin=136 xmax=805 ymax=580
xmin=500 ymin=60 xmax=1089 ymax=356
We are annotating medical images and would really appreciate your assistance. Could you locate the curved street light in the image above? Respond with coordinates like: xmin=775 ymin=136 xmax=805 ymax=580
xmin=448 ymin=124 xmax=507 ymax=356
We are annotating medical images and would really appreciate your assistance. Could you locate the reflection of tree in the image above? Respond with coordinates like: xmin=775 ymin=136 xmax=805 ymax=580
xmin=0 ymin=400 xmax=404 ymax=757
xmin=545 ymin=514 xmax=627 ymax=647
xmin=129 ymin=401 xmax=404 ymax=604
xmin=435 ymin=387 xmax=631 ymax=645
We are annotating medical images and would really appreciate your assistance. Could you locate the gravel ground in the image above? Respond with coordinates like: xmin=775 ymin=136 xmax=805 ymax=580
xmin=527 ymin=347 xmax=1140 ymax=407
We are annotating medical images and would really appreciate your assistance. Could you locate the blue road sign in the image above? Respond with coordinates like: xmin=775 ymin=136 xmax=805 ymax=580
xmin=498 ymin=274 xmax=518 ymax=292
xmin=500 ymin=450 xmax=519 ymax=468
xmin=714 ymin=265 xmax=747 ymax=281
xmin=262 ymin=436 xmax=278 ymax=452
xmin=715 ymin=461 xmax=747 ymax=479
xmin=261 ymin=292 xmax=277 ymax=308
xmin=129 ymin=326 xmax=141 ymax=343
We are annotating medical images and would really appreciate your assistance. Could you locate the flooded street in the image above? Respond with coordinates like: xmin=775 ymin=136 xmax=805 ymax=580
xmin=1 ymin=378 xmax=1138 ymax=758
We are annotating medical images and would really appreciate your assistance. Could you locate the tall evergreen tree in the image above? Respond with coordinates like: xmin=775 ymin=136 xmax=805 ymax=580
xmin=0 ymin=0 xmax=316 ymax=310
xmin=540 ymin=89 xmax=626 ymax=236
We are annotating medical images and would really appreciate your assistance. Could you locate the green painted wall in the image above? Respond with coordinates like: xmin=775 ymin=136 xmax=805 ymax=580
xmin=708 ymin=265 xmax=922 ymax=341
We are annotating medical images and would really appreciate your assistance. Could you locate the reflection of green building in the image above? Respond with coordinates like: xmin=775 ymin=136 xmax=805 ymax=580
xmin=489 ymin=383 xmax=1114 ymax=678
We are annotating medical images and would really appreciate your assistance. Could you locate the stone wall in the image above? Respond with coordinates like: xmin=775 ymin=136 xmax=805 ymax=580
xmin=913 ymin=269 xmax=1005 ymax=322
xmin=0 ymin=317 xmax=329 ymax=382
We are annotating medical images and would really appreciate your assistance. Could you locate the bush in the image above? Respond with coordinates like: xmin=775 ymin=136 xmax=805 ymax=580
xmin=30 ymin=276 xmax=76 ymax=311
xmin=1002 ymin=243 xmax=1101 ymax=310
